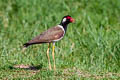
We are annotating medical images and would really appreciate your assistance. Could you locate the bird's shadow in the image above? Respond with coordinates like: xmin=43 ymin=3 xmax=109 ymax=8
xmin=9 ymin=64 xmax=43 ymax=70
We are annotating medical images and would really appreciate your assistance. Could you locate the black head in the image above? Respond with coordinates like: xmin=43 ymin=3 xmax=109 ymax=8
xmin=60 ymin=15 xmax=75 ymax=32
xmin=60 ymin=15 xmax=74 ymax=25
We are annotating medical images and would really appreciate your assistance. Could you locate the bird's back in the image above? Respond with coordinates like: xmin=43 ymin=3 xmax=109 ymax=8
xmin=24 ymin=25 xmax=64 ymax=47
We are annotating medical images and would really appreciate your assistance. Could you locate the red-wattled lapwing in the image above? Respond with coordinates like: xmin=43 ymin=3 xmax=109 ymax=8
xmin=23 ymin=15 xmax=74 ymax=70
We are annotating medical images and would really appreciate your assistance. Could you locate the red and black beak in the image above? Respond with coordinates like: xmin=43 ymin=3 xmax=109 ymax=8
xmin=70 ymin=18 xmax=75 ymax=23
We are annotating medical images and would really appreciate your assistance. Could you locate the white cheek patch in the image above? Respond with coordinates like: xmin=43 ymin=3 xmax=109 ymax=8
xmin=62 ymin=18 xmax=66 ymax=23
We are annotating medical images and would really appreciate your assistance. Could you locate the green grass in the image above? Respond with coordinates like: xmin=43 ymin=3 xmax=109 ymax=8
xmin=0 ymin=0 xmax=120 ymax=79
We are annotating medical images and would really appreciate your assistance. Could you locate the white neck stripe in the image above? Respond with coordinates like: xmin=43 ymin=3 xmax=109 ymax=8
xmin=58 ymin=25 xmax=65 ymax=33
xmin=52 ymin=25 xmax=65 ymax=42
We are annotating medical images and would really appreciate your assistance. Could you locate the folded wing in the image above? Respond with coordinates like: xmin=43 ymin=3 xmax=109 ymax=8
xmin=24 ymin=26 xmax=64 ymax=47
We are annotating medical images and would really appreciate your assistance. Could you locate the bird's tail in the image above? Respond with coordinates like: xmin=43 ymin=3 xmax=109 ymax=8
xmin=23 ymin=43 xmax=30 ymax=48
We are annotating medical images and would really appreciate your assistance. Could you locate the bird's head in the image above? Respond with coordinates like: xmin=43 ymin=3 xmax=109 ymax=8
xmin=61 ymin=15 xmax=75 ymax=24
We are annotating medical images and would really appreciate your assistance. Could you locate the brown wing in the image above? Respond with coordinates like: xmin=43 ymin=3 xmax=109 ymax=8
xmin=24 ymin=26 xmax=64 ymax=47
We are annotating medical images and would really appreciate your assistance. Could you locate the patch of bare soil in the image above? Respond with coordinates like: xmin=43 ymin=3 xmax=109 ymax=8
xmin=13 ymin=64 xmax=42 ymax=70
xmin=10 ymin=64 xmax=42 ymax=78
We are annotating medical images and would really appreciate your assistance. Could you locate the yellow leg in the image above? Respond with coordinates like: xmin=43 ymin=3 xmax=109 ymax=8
xmin=47 ymin=43 xmax=52 ymax=70
xmin=52 ymin=43 xmax=56 ymax=70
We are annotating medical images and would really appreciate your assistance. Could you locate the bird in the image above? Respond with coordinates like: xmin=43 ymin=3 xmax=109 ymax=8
xmin=23 ymin=15 xmax=75 ymax=70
